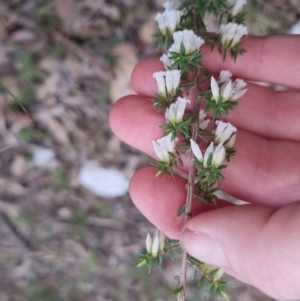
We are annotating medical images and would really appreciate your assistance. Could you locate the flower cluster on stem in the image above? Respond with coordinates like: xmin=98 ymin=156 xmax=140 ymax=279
xmin=205 ymin=70 xmax=247 ymax=118
xmin=138 ymin=1 xmax=249 ymax=300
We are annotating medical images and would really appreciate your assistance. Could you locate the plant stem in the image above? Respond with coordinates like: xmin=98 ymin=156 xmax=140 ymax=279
xmin=178 ymin=67 xmax=201 ymax=301
xmin=178 ymin=3 xmax=202 ymax=300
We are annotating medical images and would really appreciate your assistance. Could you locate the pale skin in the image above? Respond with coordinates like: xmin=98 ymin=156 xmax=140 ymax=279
xmin=109 ymin=35 xmax=300 ymax=300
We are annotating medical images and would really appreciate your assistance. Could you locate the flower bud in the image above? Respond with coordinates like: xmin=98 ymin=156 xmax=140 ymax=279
xmin=146 ymin=233 xmax=152 ymax=254
xmin=159 ymin=231 xmax=165 ymax=252
xmin=213 ymin=267 xmax=225 ymax=281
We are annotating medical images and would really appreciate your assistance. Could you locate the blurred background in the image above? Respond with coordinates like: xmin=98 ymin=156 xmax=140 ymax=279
xmin=0 ymin=0 xmax=299 ymax=300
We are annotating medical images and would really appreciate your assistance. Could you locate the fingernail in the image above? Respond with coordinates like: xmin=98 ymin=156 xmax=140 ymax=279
xmin=182 ymin=229 xmax=229 ymax=267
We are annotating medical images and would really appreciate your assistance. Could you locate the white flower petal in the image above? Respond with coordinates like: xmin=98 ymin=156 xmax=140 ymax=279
xmin=152 ymin=140 xmax=164 ymax=161
xmin=151 ymin=230 xmax=159 ymax=258
xmin=221 ymin=80 xmax=233 ymax=100
xmin=204 ymin=142 xmax=214 ymax=167
xmin=212 ymin=144 xmax=225 ymax=167
xmin=219 ymin=70 xmax=232 ymax=83
xmin=153 ymin=71 xmax=166 ymax=95
xmin=220 ymin=22 xmax=248 ymax=47
xmin=155 ymin=13 xmax=166 ymax=33
xmin=190 ymin=139 xmax=203 ymax=161
xmin=226 ymin=133 xmax=236 ymax=147
xmin=146 ymin=233 xmax=152 ymax=254
xmin=160 ymin=54 xmax=172 ymax=69
xmin=234 ymin=79 xmax=247 ymax=90
xmin=199 ymin=119 xmax=210 ymax=130
xmin=211 ymin=76 xmax=220 ymax=100
xmin=165 ymin=106 xmax=176 ymax=124
xmin=159 ymin=231 xmax=165 ymax=251
xmin=176 ymin=97 xmax=189 ymax=121
xmin=163 ymin=1 xmax=176 ymax=11
xmin=227 ymin=0 xmax=247 ymax=16
xmin=155 ymin=10 xmax=183 ymax=35
xmin=171 ymin=30 xmax=204 ymax=54
xmin=232 ymin=88 xmax=247 ymax=100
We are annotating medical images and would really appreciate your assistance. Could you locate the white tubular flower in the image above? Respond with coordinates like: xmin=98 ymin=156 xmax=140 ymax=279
xmin=165 ymin=97 xmax=190 ymax=125
xmin=219 ymin=70 xmax=232 ymax=83
xmin=227 ymin=0 xmax=247 ymax=16
xmin=203 ymin=142 xmax=214 ymax=167
xmin=153 ymin=70 xmax=181 ymax=96
xmin=199 ymin=110 xmax=210 ymax=130
xmin=153 ymin=71 xmax=166 ymax=95
xmin=210 ymin=76 xmax=220 ymax=101
xmin=152 ymin=133 xmax=178 ymax=163
xmin=211 ymin=73 xmax=247 ymax=102
xmin=155 ymin=10 xmax=183 ymax=35
xmin=212 ymin=144 xmax=226 ymax=167
xmin=232 ymin=79 xmax=247 ymax=100
xmin=215 ymin=121 xmax=237 ymax=145
xmin=203 ymin=143 xmax=226 ymax=167
xmin=220 ymin=23 xmax=248 ymax=47
xmin=146 ymin=233 xmax=152 ymax=254
xmin=170 ymin=30 xmax=204 ymax=54
xmin=160 ymin=53 xmax=172 ymax=69
xmin=151 ymin=230 xmax=160 ymax=258
xmin=165 ymin=70 xmax=181 ymax=94
xmin=190 ymin=139 xmax=203 ymax=161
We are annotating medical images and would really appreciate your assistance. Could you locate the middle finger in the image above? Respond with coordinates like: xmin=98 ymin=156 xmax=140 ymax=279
xmin=131 ymin=57 xmax=300 ymax=141
xmin=110 ymin=95 xmax=300 ymax=206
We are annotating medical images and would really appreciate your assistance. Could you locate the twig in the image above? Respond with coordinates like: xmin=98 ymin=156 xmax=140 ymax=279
xmin=0 ymin=212 xmax=32 ymax=258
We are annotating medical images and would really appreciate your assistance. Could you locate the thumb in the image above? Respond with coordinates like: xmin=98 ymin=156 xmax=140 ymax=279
xmin=182 ymin=202 xmax=300 ymax=300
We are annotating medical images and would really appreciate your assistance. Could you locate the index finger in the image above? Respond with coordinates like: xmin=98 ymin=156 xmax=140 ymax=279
xmin=202 ymin=35 xmax=300 ymax=89
xmin=132 ymin=35 xmax=300 ymax=95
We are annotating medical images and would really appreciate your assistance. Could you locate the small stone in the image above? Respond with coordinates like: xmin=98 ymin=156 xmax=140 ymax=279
xmin=78 ymin=161 xmax=129 ymax=198
xmin=32 ymin=147 xmax=55 ymax=167
xmin=57 ymin=207 xmax=72 ymax=220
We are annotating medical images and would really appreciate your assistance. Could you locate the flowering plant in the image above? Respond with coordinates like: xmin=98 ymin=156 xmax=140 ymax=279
xmin=137 ymin=0 xmax=248 ymax=300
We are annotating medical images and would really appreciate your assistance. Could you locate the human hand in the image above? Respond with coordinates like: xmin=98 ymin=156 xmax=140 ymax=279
xmin=109 ymin=35 xmax=300 ymax=300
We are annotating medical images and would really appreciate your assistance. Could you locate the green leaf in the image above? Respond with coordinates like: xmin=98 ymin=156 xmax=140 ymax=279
xmin=177 ymin=204 xmax=186 ymax=217
xmin=136 ymin=259 xmax=147 ymax=268
xmin=221 ymin=290 xmax=230 ymax=301
xmin=199 ymin=130 xmax=214 ymax=136
xmin=157 ymin=255 xmax=163 ymax=266
xmin=172 ymin=287 xmax=183 ymax=296
xmin=193 ymin=194 xmax=208 ymax=204
xmin=168 ymin=239 xmax=180 ymax=244
xmin=179 ymin=81 xmax=194 ymax=88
